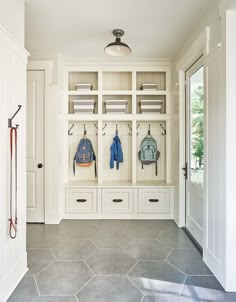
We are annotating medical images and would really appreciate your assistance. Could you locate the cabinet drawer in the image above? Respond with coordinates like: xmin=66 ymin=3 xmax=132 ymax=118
xmin=102 ymin=189 xmax=133 ymax=214
xmin=138 ymin=188 xmax=170 ymax=214
xmin=66 ymin=189 xmax=97 ymax=214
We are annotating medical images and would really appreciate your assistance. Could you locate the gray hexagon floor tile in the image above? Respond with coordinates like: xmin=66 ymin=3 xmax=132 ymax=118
xmin=60 ymin=220 xmax=100 ymax=238
xmin=157 ymin=229 xmax=195 ymax=248
xmin=125 ymin=239 xmax=171 ymax=260
xmin=26 ymin=249 xmax=56 ymax=275
xmin=51 ymin=237 xmax=97 ymax=260
xmin=7 ymin=276 xmax=38 ymax=302
xmin=181 ymin=276 xmax=236 ymax=302
xmin=149 ymin=220 xmax=179 ymax=233
xmin=86 ymin=248 xmax=136 ymax=275
xmin=76 ymin=276 xmax=143 ymax=302
xmin=92 ymin=230 xmax=131 ymax=248
xmin=35 ymin=261 xmax=93 ymax=295
xmin=127 ymin=261 xmax=186 ymax=295
xmin=118 ymin=221 xmax=162 ymax=239
xmin=34 ymin=297 xmax=77 ymax=302
xmin=142 ymin=294 xmax=200 ymax=302
xmin=27 ymin=224 xmax=61 ymax=248
xmin=167 ymin=249 xmax=212 ymax=275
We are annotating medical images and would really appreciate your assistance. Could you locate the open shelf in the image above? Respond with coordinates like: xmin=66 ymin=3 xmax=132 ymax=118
xmin=136 ymin=95 xmax=166 ymax=114
xmin=68 ymin=71 xmax=98 ymax=91
xmin=136 ymin=71 xmax=166 ymax=91
xmin=102 ymin=95 xmax=132 ymax=114
xmin=68 ymin=95 xmax=98 ymax=114
xmin=103 ymin=72 xmax=132 ymax=91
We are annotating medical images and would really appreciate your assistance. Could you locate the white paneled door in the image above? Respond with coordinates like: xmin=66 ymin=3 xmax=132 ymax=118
xmin=185 ymin=57 xmax=204 ymax=246
xmin=27 ymin=70 xmax=45 ymax=222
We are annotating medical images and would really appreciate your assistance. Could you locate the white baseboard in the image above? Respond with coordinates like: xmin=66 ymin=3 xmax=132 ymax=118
xmin=0 ymin=252 xmax=28 ymax=302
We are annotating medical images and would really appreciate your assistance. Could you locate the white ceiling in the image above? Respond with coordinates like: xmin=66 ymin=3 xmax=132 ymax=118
xmin=25 ymin=0 xmax=214 ymax=60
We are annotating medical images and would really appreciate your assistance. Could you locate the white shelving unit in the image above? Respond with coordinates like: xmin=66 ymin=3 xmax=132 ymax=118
xmin=62 ymin=62 xmax=174 ymax=219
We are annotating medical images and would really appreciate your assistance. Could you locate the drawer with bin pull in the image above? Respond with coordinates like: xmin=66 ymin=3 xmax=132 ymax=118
xmin=66 ymin=188 xmax=97 ymax=214
xmin=138 ymin=188 xmax=170 ymax=214
xmin=102 ymin=189 xmax=134 ymax=214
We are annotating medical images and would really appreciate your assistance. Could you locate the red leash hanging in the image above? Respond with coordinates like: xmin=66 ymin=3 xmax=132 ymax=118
xmin=9 ymin=127 xmax=18 ymax=239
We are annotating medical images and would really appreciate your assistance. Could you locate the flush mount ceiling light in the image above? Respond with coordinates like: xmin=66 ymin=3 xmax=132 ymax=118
xmin=104 ymin=29 xmax=132 ymax=57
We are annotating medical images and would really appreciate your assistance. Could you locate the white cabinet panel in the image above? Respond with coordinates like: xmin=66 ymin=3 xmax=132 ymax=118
xmin=138 ymin=188 xmax=170 ymax=214
xmin=66 ymin=189 xmax=97 ymax=214
xmin=102 ymin=189 xmax=133 ymax=214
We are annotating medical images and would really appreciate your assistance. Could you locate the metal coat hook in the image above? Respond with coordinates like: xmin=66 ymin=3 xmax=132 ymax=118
xmin=68 ymin=124 xmax=74 ymax=136
xmin=83 ymin=124 xmax=87 ymax=136
xmin=115 ymin=124 xmax=118 ymax=135
xmin=102 ymin=124 xmax=107 ymax=135
xmin=8 ymin=105 xmax=22 ymax=128
xmin=148 ymin=124 xmax=151 ymax=135
xmin=94 ymin=124 xmax=98 ymax=135
xmin=160 ymin=123 xmax=166 ymax=136
xmin=128 ymin=124 xmax=132 ymax=136
xmin=136 ymin=123 xmax=140 ymax=136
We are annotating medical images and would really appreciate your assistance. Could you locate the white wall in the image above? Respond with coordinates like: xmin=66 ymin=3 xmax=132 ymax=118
xmin=172 ymin=0 xmax=221 ymax=226
xmin=0 ymin=0 xmax=25 ymax=46
xmin=0 ymin=2 xmax=28 ymax=301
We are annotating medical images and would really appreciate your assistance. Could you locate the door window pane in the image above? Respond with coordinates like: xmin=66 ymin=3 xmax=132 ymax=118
xmin=189 ymin=67 xmax=204 ymax=187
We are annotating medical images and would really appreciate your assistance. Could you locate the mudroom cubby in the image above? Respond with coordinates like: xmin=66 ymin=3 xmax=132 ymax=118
xmin=136 ymin=71 xmax=166 ymax=91
xmin=102 ymin=71 xmax=132 ymax=91
xmin=63 ymin=62 xmax=174 ymax=219
xmin=136 ymin=95 xmax=166 ymax=114
xmin=101 ymin=121 xmax=132 ymax=184
xmin=68 ymin=71 xmax=98 ymax=91
xmin=136 ymin=121 xmax=166 ymax=184
xmin=68 ymin=121 xmax=98 ymax=184
xmin=102 ymin=95 xmax=132 ymax=114
xmin=68 ymin=95 xmax=98 ymax=114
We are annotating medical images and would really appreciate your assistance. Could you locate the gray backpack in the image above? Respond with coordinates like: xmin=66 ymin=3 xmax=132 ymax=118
xmin=138 ymin=134 xmax=160 ymax=176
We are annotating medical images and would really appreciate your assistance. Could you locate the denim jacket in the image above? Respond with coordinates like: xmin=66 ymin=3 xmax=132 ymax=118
xmin=110 ymin=135 xmax=123 ymax=169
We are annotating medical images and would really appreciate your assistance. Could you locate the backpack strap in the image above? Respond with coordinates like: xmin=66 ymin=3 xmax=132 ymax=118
xmin=155 ymin=161 xmax=157 ymax=176
xmin=73 ymin=155 xmax=76 ymax=175
xmin=90 ymin=141 xmax=97 ymax=178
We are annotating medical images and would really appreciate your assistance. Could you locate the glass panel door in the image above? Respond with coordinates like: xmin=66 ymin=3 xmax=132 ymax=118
xmin=185 ymin=57 xmax=204 ymax=247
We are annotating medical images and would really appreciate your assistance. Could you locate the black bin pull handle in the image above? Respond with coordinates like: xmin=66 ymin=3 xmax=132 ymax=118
xmin=149 ymin=199 xmax=159 ymax=202
xmin=113 ymin=199 xmax=123 ymax=203
xmin=76 ymin=199 xmax=87 ymax=203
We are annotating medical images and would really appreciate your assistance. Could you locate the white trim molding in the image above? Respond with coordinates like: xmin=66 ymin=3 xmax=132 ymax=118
xmin=176 ymin=27 xmax=210 ymax=228
xmin=27 ymin=60 xmax=60 ymax=224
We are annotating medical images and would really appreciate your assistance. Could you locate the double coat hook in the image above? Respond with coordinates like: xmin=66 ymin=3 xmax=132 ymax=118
xmin=8 ymin=105 xmax=22 ymax=128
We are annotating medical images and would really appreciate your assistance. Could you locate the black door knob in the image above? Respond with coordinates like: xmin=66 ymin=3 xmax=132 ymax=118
xmin=38 ymin=163 xmax=43 ymax=168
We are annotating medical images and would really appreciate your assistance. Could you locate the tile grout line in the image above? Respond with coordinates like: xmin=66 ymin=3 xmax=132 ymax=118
xmin=33 ymin=275 xmax=40 ymax=297
xmin=125 ymin=260 xmax=138 ymax=275
xmin=126 ymin=275 xmax=146 ymax=296
xmin=50 ymin=248 xmax=58 ymax=261
xmin=74 ymin=275 xmax=95 ymax=296
xmin=179 ymin=275 xmax=187 ymax=296
xmin=122 ymin=247 xmax=138 ymax=261
xmin=165 ymin=247 xmax=173 ymax=260
xmin=154 ymin=237 xmax=173 ymax=249
xmin=83 ymin=260 xmax=96 ymax=276
xmin=165 ymin=259 xmax=187 ymax=276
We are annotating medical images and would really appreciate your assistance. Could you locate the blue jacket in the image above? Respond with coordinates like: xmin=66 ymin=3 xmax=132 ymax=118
xmin=110 ymin=135 xmax=123 ymax=169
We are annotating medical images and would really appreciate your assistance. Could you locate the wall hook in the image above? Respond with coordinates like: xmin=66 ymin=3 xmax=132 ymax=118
xmin=94 ymin=124 xmax=98 ymax=135
xmin=102 ymin=123 xmax=107 ymax=135
xmin=83 ymin=124 xmax=87 ymax=137
xmin=148 ymin=124 xmax=151 ymax=135
xmin=128 ymin=124 xmax=132 ymax=136
xmin=115 ymin=124 xmax=118 ymax=135
xmin=160 ymin=123 xmax=166 ymax=136
xmin=136 ymin=123 xmax=140 ymax=136
xmin=68 ymin=123 xmax=74 ymax=136
xmin=8 ymin=105 xmax=22 ymax=128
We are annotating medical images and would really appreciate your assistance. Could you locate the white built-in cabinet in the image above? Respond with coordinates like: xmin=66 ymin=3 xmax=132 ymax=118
xmin=62 ymin=62 xmax=174 ymax=219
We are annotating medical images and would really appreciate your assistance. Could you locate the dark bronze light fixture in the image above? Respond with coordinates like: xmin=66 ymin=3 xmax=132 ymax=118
xmin=104 ymin=29 xmax=132 ymax=56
